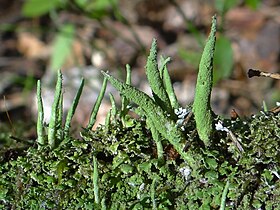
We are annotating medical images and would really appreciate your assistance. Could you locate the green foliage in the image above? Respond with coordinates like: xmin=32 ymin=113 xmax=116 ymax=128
xmin=215 ymin=0 xmax=240 ymax=14
xmin=179 ymin=7 xmax=235 ymax=86
xmin=21 ymin=0 xmax=116 ymax=71
xmin=213 ymin=35 xmax=234 ymax=84
xmin=245 ymin=0 xmax=261 ymax=10
xmin=22 ymin=0 xmax=118 ymax=18
xmin=22 ymin=0 xmax=62 ymax=17
xmin=181 ymin=0 xmax=263 ymax=85
xmin=74 ymin=0 xmax=118 ymax=19
xmin=50 ymin=24 xmax=76 ymax=71
xmin=178 ymin=48 xmax=201 ymax=70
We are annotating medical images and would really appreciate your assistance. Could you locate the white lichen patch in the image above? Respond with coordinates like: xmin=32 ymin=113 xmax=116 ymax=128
xmin=179 ymin=166 xmax=191 ymax=182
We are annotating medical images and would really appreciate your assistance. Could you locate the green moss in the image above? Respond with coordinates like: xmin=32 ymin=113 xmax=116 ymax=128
xmin=1 ymin=112 xmax=279 ymax=209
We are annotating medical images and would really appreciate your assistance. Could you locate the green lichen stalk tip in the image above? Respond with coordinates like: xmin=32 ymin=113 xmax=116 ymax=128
xmin=121 ymin=64 xmax=132 ymax=117
xmin=145 ymin=39 xmax=173 ymax=115
xmin=64 ymin=78 xmax=85 ymax=137
xmin=87 ymin=76 xmax=108 ymax=130
xmin=36 ymin=80 xmax=45 ymax=148
xmin=48 ymin=70 xmax=63 ymax=148
xmin=193 ymin=15 xmax=217 ymax=146
xmin=160 ymin=56 xmax=180 ymax=109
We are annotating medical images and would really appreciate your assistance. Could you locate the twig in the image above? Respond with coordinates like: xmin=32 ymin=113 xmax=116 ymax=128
xmin=248 ymin=69 xmax=280 ymax=80
xmin=215 ymin=121 xmax=244 ymax=153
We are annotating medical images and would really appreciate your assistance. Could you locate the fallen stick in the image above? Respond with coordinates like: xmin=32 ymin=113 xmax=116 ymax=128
xmin=248 ymin=69 xmax=280 ymax=80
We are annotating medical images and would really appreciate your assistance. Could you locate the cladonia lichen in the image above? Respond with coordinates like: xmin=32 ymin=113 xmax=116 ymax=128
xmin=193 ymin=15 xmax=217 ymax=146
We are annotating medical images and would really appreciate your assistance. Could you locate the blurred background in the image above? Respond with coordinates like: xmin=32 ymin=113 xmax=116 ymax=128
xmin=0 ymin=0 xmax=279 ymax=139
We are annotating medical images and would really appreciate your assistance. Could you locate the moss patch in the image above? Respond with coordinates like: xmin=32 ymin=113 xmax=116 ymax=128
xmin=1 ymin=112 xmax=279 ymax=209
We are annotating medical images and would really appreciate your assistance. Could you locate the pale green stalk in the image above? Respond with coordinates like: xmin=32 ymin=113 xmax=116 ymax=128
xmin=87 ymin=76 xmax=108 ymax=130
xmin=145 ymin=39 xmax=173 ymax=114
xmin=121 ymin=64 xmax=132 ymax=117
xmin=125 ymin=64 xmax=132 ymax=85
xmin=105 ymin=109 xmax=111 ymax=128
xmin=160 ymin=56 xmax=180 ymax=109
xmin=109 ymin=93 xmax=117 ymax=118
xmin=159 ymin=56 xmax=171 ymax=78
xmin=147 ymin=119 xmax=164 ymax=163
xmin=93 ymin=156 xmax=100 ymax=204
xmin=262 ymin=100 xmax=268 ymax=112
xmin=193 ymin=15 xmax=217 ymax=146
xmin=36 ymin=80 xmax=45 ymax=148
xmin=151 ymin=177 xmax=157 ymax=210
xmin=101 ymin=198 xmax=106 ymax=210
xmin=64 ymin=78 xmax=85 ymax=137
xmin=220 ymin=180 xmax=230 ymax=210
xmin=48 ymin=70 xmax=63 ymax=148
xmin=58 ymin=90 xmax=63 ymax=129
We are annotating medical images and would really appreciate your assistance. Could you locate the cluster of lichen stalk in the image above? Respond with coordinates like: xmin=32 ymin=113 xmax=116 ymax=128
xmin=36 ymin=15 xmax=217 ymax=162
xmin=36 ymin=73 xmax=107 ymax=204
xmin=102 ymin=16 xmax=217 ymax=153
xmin=35 ymin=15 xmax=217 ymax=206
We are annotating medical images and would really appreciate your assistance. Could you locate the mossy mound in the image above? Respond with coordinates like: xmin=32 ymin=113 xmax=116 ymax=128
xmin=1 ymin=112 xmax=279 ymax=209
xmin=1 ymin=17 xmax=279 ymax=210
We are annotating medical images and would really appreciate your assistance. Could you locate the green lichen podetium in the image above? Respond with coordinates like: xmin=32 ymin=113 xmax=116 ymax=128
xmin=145 ymin=39 xmax=173 ymax=116
xmin=193 ymin=15 xmax=217 ymax=146
xmin=101 ymin=71 xmax=195 ymax=165
xmin=87 ymin=76 xmax=108 ymax=130
xmin=120 ymin=64 xmax=132 ymax=118
xmin=64 ymin=78 xmax=85 ymax=138
xmin=36 ymin=80 xmax=45 ymax=148
xmin=48 ymin=70 xmax=63 ymax=148
xmin=160 ymin=56 xmax=180 ymax=109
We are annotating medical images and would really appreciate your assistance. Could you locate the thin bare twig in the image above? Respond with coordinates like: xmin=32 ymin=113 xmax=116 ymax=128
xmin=248 ymin=69 xmax=280 ymax=80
